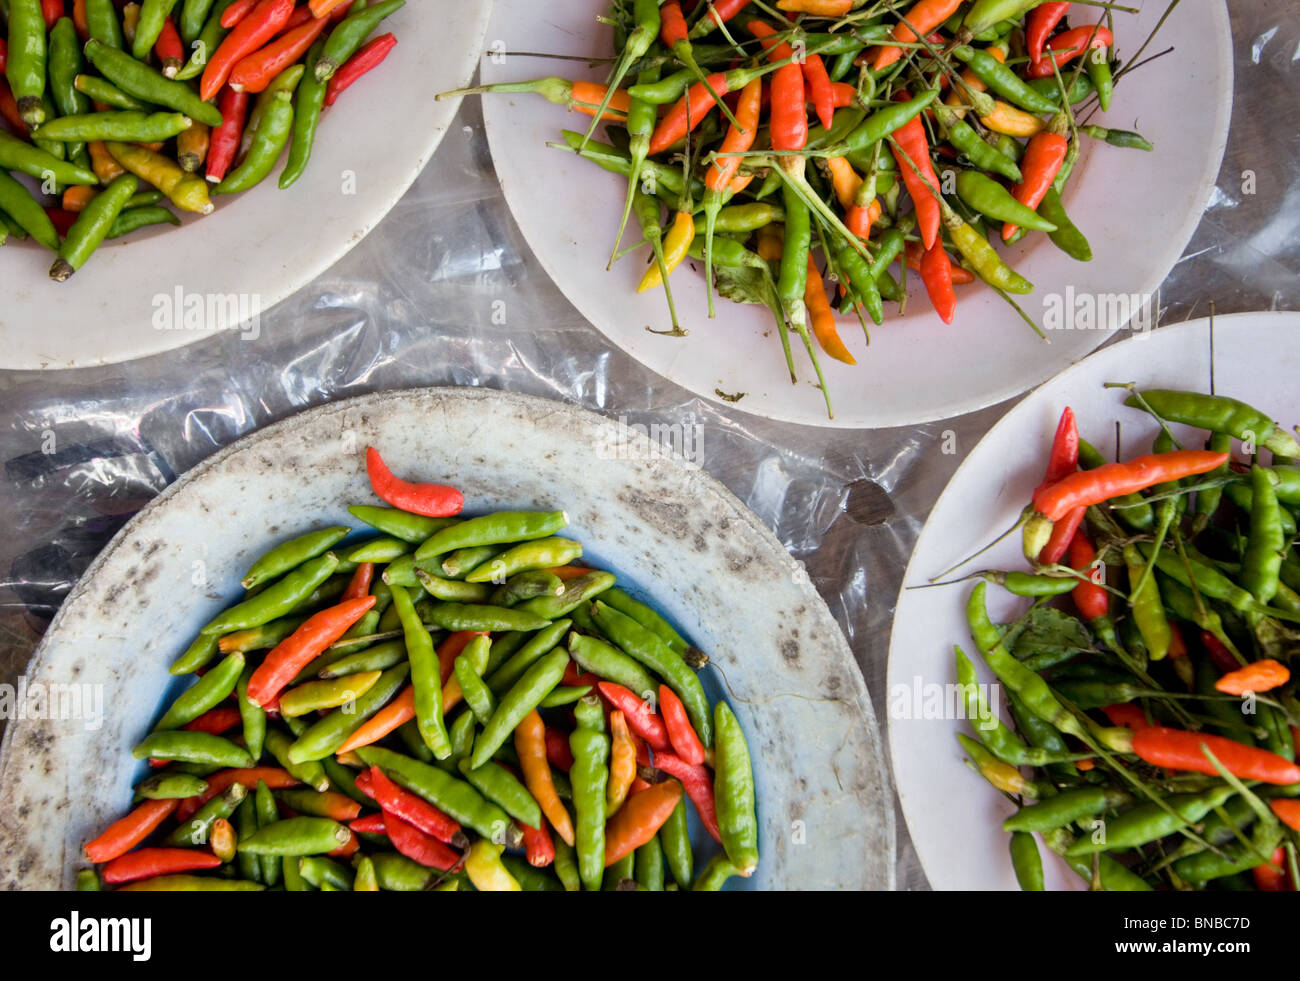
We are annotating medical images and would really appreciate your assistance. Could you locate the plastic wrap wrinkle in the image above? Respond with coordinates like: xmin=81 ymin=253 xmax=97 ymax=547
xmin=1 ymin=5 xmax=1298 ymax=890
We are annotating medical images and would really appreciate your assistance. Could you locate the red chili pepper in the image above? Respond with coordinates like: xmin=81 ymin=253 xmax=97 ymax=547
xmin=323 ymin=31 xmax=396 ymax=107
xmin=802 ymin=53 xmax=835 ymax=130
xmin=1026 ymin=1 xmax=1070 ymax=65
xmin=519 ymin=820 xmax=555 ymax=867
xmin=903 ymin=238 xmax=973 ymax=283
xmin=201 ymin=0 xmax=296 ymax=101
xmin=1101 ymin=703 xmax=1151 ymax=731
xmin=1032 ymin=451 xmax=1229 ymax=522
xmin=383 ymin=811 xmax=464 ymax=870
xmin=205 ymin=85 xmax=248 ymax=184
xmin=1066 ymin=530 xmax=1108 ymax=621
xmin=84 ymin=799 xmax=179 ymax=863
xmin=1033 ymin=406 xmax=1083 ymax=564
xmin=651 ymin=751 xmax=721 ymax=842
xmin=0 ymin=39 xmax=7 ymax=75
xmin=365 ymin=446 xmax=464 ymax=518
xmin=697 ymin=0 xmax=753 ymax=34
xmin=0 ymin=78 xmax=27 ymax=137
xmin=544 ymin=727 xmax=574 ymax=771
xmin=748 ymin=21 xmax=805 ymax=152
xmin=341 ymin=561 xmax=374 ymax=602
xmin=918 ymin=240 xmax=956 ymax=324
xmin=155 ymin=16 xmax=185 ymax=78
xmin=228 ymin=13 xmax=329 ymax=93
xmin=45 ymin=207 xmax=77 ymax=237
xmin=1199 ymin=630 xmax=1239 ymax=674
xmin=660 ymin=0 xmax=688 ymax=47
xmin=658 ymin=684 xmax=705 ymax=765
xmin=1166 ymin=622 xmax=1188 ymax=660
xmin=73 ymin=0 xmax=90 ymax=39
xmin=182 ymin=705 xmax=243 ymax=735
xmin=366 ymin=765 xmax=463 ymax=844
xmin=1024 ymin=24 xmax=1114 ymax=79
xmin=280 ymin=2 xmax=317 ymax=32
xmin=1271 ymin=799 xmax=1300 ymax=833
xmin=1003 ymin=131 xmax=1067 ymax=240
xmin=40 ymin=0 xmax=63 ymax=29
xmin=562 ymin=661 xmax=602 ymax=690
xmin=1252 ymin=848 xmax=1290 ymax=891
xmin=1132 ymin=727 xmax=1300 ymax=785
xmin=648 ymin=72 xmax=731 ymax=156
xmin=102 ymin=847 xmax=223 ymax=884
xmin=245 ymin=595 xmax=376 ymax=706
xmin=221 ymin=0 xmax=257 ymax=28
xmin=328 ymin=830 xmax=359 ymax=859
xmin=348 ymin=813 xmax=387 ymax=834
xmin=890 ymin=102 xmax=941 ymax=250
xmin=596 ymin=681 xmax=671 ymax=752
xmin=827 ymin=80 xmax=855 ymax=109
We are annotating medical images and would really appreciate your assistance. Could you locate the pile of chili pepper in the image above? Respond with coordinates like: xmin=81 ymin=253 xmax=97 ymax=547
xmin=945 ymin=388 xmax=1300 ymax=891
xmin=0 ymin=0 xmax=402 ymax=281
xmin=74 ymin=446 xmax=759 ymax=892
xmin=442 ymin=0 xmax=1162 ymax=419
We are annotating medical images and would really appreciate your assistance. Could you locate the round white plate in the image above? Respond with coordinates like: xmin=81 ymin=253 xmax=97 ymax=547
xmin=888 ymin=311 xmax=1300 ymax=891
xmin=0 ymin=388 xmax=893 ymax=889
xmin=0 ymin=1 xmax=493 ymax=370
xmin=480 ymin=0 xmax=1231 ymax=428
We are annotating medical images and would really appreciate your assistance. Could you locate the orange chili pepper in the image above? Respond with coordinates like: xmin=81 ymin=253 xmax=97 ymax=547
xmin=603 ymin=780 xmax=684 ymax=867
xmin=309 ymin=0 xmax=351 ymax=17
xmin=777 ymin=0 xmax=851 ymax=14
xmin=221 ymin=0 xmax=257 ymax=28
xmin=61 ymin=185 xmax=98 ymax=213
xmin=245 ymin=595 xmax=376 ymax=706
xmin=334 ymin=686 xmax=415 ymax=754
xmin=73 ymin=0 xmax=90 ymax=39
xmin=84 ymin=799 xmax=179 ymax=863
xmin=704 ymin=76 xmax=762 ymax=192
xmin=918 ymin=240 xmax=956 ymax=324
xmin=607 ymin=710 xmax=637 ymax=815
xmin=873 ymin=0 xmax=962 ymax=71
xmin=1215 ymin=659 xmax=1291 ymax=696
xmin=570 ymin=80 xmax=631 ymax=120
xmin=102 ymin=847 xmax=222 ymax=884
xmin=1270 ymin=799 xmax=1300 ymax=832
xmin=515 ymin=709 xmax=575 ymax=846
xmin=804 ymin=258 xmax=855 ymax=365
xmin=547 ymin=565 xmax=594 ymax=581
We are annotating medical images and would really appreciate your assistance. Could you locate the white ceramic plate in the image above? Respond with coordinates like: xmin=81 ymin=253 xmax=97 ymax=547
xmin=888 ymin=311 xmax=1300 ymax=891
xmin=0 ymin=2 xmax=493 ymax=370
xmin=0 ymin=388 xmax=893 ymax=890
xmin=480 ymin=1 xmax=1231 ymax=428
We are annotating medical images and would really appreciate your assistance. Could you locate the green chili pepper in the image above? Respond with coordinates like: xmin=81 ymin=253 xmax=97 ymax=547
xmin=484 ymin=618 xmax=572 ymax=694
xmin=287 ymin=661 xmax=411 ymax=764
xmin=347 ymin=505 xmax=457 ymax=544
xmin=0 ymin=170 xmax=60 ymax=249
xmin=552 ymin=836 xmax=581 ymax=892
xmin=192 ymin=552 xmax=339 ymax=647
xmin=86 ymin=0 xmax=125 ymax=49
xmin=233 ymin=794 xmax=261 ymax=883
xmin=1026 ymin=73 xmax=1095 ymax=107
xmin=633 ymin=834 xmax=666 ymax=891
xmin=314 ymin=0 xmax=404 ymax=82
xmin=568 ymin=631 xmax=659 ymax=700
xmin=1008 ymin=831 xmax=1044 ymax=891
xmin=516 ymin=571 xmax=617 ymax=619
xmin=955 ymin=170 xmax=1057 ymax=232
xmin=454 ymin=635 xmax=495 ymax=724
xmin=470 ymin=648 xmax=568 ymax=768
xmin=936 ymin=196 xmax=1033 ymax=294
xmin=134 ymin=0 xmax=180 ymax=60
xmin=490 ymin=569 xmax=564 ymax=608
xmin=1004 ymin=787 xmax=1134 ymax=833
xmin=692 ymin=853 xmax=739 ymax=891
xmin=415 ymin=509 xmax=569 ymax=561
xmin=835 ymin=89 xmax=939 ymax=157
xmin=343 ymin=535 xmax=411 ymax=564
xmin=458 ymin=759 xmax=543 ymax=829
xmin=659 ymin=794 xmax=693 ymax=887
xmin=5 ymin=0 xmax=47 ymax=126
xmin=317 ymin=639 xmax=406 ymax=679
xmin=154 ymin=650 xmax=244 ymax=730
xmin=932 ymin=104 xmax=1021 ymax=182
xmin=73 ymin=73 xmax=151 ymax=109
xmin=241 ymin=526 xmax=351 ymax=590
xmin=713 ymin=701 xmax=758 ymax=876
xmin=175 ymin=0 xmax=235 ymax=80
xmin=133 ymin=729 xmax=253 ymax=768
xmin=1242 ymin=467 xmax=1284 ymax=608
xmin=179 ymin=0 xmax=215 ymax=44
xmin=950 ymin=45 xmax=1059 ymax=113
xmin=592 ymin=600 xmax=713 ymax=746
xmin=539 ymin=685 xmax=591 ymax=709
xmin=297 ymin=855 xmax=352 ymax=890
xmin=836 ymin=238 xmax=884 ymax=326
xmin=0 ymin=129 xmax=98 ymax=184
xmin=107 ymin=204 xmax=180 ymax=238
xmin=75 ymin=869 xmax=102 ymax=891
xmin=164 ymin=784 xmax=246 ymax=846
xmin=604 ymin=851 xmax=636 ymax=890
xmin=1172 ymin=819 xmax=1284 ymax=885
xmin=47 ymin=18 xmax=89 ymax=161
xmin=462 ymin=537 xmax=583 ymax=584
xmin=215 ymin=86 xmax=295 ymax=194
xmin=1128 ymin=390 xmax=1300 ymax=459
xmin=569 ymin=694 xmax=610 ymax=891
xmin=134 ymin=772 xmax=209 ymax=800
xmin=600 ymin=587 xmax=690 ymax=657
xmin=356 ymin=746 xmax=521 ymax=845
xmin=1066 ymin=786 xmax=1238 ymax=857
xmin=258 ymin=729 xmax=325 ymax=793
xmin=237 ymin=816 xmax=350 ymax=856
xmin=1037 ymin=185 xmax=1091 ymax=261
xmin=369 ymin=852 xmax=441 ymax=891
xmin=84 ymin=39 xmax=223 ymax=127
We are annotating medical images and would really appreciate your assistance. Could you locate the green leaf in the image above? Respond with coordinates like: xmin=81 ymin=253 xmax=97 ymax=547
xmin=1011 ymin=606 xmax=1092 ymax=664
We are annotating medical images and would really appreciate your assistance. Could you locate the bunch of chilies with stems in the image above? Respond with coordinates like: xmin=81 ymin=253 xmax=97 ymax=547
xmin=447 ymin=0 xmax=1167 ymax=418
xmin=936 ymin=388 xmax=1300 ymax=891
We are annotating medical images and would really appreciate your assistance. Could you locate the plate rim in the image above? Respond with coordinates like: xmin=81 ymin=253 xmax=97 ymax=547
xmin=886 ymin=309 xmax=1300 ymax=891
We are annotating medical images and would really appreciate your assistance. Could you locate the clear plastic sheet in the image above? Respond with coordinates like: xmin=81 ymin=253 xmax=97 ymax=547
xmin=0 ymin=3 xmax=1297 ymax=890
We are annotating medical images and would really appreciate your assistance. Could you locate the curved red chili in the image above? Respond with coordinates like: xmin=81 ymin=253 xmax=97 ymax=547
xmin=1025 ymin=1 xmax=1070 ymax=65
xmin=1024 ymin=24 xmax=1114 ymax=79
xmin=1032 ymin=450 xmax=1228 ymax=522
xmin=365 ymin=446 xmax=464 ymax=518
xmin=323 ymin=31 xmax=396 ymax=107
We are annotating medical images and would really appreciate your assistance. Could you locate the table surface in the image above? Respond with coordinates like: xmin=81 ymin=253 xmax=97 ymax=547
xmin=1 ymin=1 xmax=1297 ymax=891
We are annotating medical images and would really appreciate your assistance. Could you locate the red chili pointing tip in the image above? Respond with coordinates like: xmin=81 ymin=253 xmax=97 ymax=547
xmin=365 ymin=447 xmax=464 ymax=518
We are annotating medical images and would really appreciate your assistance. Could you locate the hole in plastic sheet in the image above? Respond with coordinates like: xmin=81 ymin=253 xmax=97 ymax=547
xmin=843 ymin=479 xmax=894 ymax=526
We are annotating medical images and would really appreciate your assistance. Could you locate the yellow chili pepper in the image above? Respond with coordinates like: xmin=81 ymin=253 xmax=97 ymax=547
xmin=980 ymin=101 xmax=1045 ymax=138
xmin=277 ymin=670 xmax=382 ymax=717
xmin=607 ymin=710 xmax=637 ymax=815
xmin=755 ymin=223 xmax=784 ymax=264
xmin=979 ymin=757 xmax=1032 ymax=795
xmin=637 ymin=211 xmax=694 ymax=292
xmin=122 ymin=2 xmax=140 ymax=45
xmin=824 ymin=156 xmax=861 ymax=211
xmin=777 ymin=0 xmax=852 ymax=14
xmin=464 ymin=840 xmax=522 ymax=892
xmin=106 ymin=141 xmax=214 ymax=214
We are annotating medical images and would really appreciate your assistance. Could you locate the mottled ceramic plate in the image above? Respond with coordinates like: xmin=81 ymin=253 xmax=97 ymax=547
xmin=0 ymin=388 xmax=893 ymax=889
xmin=0 ymin=1 xmax=492 ymax=369
xmin=888 ymin=312 xmax=1300 ymax=890
xmin=481 ymin=0 xmax=1232 ymax=428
